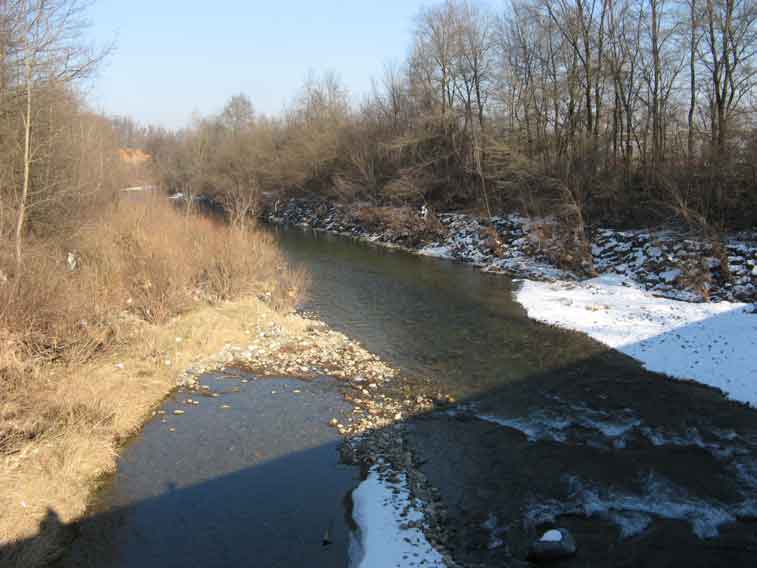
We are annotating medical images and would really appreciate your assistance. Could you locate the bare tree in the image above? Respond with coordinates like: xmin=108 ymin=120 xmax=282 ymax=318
xmin=700 ymin=0 xmax=757 ymax=156
xmin=12 ymin=0 xmax=107 ymax=270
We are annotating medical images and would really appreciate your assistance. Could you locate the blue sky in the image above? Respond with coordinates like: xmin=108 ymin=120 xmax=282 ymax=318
xmin=86 ymin=1 xmax=435 ymax=129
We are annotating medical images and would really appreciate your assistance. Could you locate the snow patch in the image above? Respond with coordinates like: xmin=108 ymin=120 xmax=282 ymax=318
xmin=540 ymin=529 xmax=563 ymax=542
xmin=350 ymin=467 xmax=445 ymax=568
xmin=418 ymin=244 xmax=454 ymax=259
xmin=517 ymin=275 xmax=757 ymax=407
xmin=639 ymin=426 xmax=744 ymax=459
xmin=477 ymin=413 xmax=570 ymax=443
xmin=477 ymin=398 xmax=641 ymax=447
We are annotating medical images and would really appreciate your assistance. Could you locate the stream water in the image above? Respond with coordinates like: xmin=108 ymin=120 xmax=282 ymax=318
xmin=276 ymin=228 xmax=757 ymax=566
xmin=60 ymin=227 xmax=757 ymax=567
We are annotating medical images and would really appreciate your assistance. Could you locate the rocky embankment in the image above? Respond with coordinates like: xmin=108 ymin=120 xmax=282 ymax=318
xmin=268 ymin=198 xmax=757 ymax=304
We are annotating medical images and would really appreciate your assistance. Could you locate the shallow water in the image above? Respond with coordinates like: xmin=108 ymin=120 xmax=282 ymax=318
xmin=60 ymin=376 xmax=358 ymax=568
xmin=275 ymin=228 xmax=597 ymax=399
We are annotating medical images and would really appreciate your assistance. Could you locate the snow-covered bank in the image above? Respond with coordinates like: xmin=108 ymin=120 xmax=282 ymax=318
xmin=350 ymin=466 xmax=445 ymax=568
xmin=517 ymin=275 xmax=757 ymax=406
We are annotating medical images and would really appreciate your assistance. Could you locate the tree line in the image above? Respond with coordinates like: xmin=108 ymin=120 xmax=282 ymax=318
xmin=147 ymin=0 xmax=757 ymax=235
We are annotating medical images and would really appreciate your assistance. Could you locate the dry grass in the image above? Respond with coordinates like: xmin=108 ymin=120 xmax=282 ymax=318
xmin=0 ymin=196 xmax=304 ymax=359
xmin=0 ymin=196 xmax=306 ymax=567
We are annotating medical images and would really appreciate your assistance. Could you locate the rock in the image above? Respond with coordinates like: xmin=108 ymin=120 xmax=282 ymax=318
xmin=527 ymin=528 xmax=576 ymax=562
xmin=67 ymin=251 xmax=78 ymax=272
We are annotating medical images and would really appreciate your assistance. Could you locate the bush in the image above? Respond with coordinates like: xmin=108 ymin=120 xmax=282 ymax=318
xmin=0 ymin=195 xmax=304 ymax=367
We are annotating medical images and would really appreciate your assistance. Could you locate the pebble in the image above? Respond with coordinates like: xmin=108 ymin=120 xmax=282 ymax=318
xmin=528 ymin=528 xmax=577 ymax=561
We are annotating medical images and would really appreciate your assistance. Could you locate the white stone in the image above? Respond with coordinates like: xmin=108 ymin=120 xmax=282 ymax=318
xmin=540 ymin=529 xmax=563 ymax=542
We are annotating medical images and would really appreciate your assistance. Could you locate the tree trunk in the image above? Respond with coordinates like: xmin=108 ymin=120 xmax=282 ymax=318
xmin=688 ymin=0 xmax=697 ymax=163
xmin=15 ymin=56 xmax=33 ymax=272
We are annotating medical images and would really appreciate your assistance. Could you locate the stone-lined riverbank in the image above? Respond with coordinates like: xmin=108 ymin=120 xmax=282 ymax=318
xmin=268 ymin=198 xmax=757 ymax=303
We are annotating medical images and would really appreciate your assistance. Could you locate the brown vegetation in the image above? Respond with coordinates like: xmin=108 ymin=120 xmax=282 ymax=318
xmin=349 ymin=205 xmax=447 ymax=247
xmin=139 ymin=1 xmax=756 ymax=250
xmin=0 ymin=297 xmax=305 ymax=568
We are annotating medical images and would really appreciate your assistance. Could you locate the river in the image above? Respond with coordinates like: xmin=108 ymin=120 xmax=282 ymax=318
xmin=60 ymin=227 xmax=757 ymax=567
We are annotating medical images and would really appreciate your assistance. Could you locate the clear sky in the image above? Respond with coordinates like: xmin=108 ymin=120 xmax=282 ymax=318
xmin=86 ymin=0 xmax=434 ymax=129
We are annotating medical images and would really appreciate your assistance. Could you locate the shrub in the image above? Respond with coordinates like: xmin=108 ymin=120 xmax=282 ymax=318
xmin=0 ymin=195 xmax=303 ymax=369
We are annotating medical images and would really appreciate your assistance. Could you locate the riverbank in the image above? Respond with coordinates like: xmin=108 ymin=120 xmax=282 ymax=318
xmin=518 ymin=276 xmax=757 ymax=407
xmin=0 ymin=298 xmax=286 ymax=566
xmin=0 ymin=198 xmax=308 ymax=566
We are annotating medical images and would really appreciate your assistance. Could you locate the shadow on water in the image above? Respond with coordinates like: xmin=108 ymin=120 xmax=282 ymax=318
xmin=4 ymin=447 xmax=357 ymax=568
xmin=3 ymin=228 xmax=757 ymax=567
